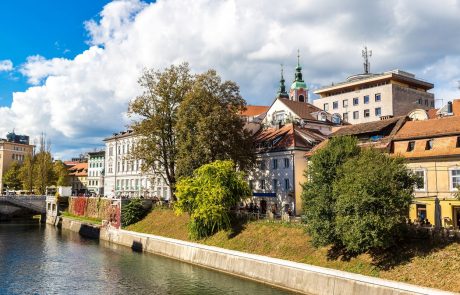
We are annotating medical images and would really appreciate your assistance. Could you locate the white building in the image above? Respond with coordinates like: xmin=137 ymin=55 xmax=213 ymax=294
xmin=87 ymin=150 xmax=105 ymax=195
xmin=103 ymin=130 xmax=170 ymax=199
xmin=313 ymin=69 xmax=435 ymax=124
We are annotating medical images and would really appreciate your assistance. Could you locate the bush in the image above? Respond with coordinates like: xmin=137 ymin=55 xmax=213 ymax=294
xmin=175 ymin=160 xmax=250 ymax=239
xmin=121 ymin=198 xmax=149 ymax=227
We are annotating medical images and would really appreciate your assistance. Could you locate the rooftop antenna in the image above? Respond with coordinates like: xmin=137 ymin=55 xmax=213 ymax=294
xmin=362 ymin=46 xmax=372 ymax=74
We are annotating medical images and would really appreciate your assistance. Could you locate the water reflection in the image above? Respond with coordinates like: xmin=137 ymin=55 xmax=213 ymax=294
xmin=0 ymin=224 xmax=293 ymax=295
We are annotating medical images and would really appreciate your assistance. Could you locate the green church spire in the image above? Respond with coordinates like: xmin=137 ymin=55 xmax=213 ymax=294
xmin=276 ymin=64 xmax=289 ymax=98
xmin=291 ymin=49 xmax=308 ymax=90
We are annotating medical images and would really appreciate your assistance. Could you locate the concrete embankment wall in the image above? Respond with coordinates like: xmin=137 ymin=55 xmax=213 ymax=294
xmin=60 ymin=217 xmax=454 ymax=295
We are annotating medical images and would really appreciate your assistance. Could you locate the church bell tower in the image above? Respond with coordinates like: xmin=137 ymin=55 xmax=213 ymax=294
xmin=289 ymin=50 xmax=308 ymax=103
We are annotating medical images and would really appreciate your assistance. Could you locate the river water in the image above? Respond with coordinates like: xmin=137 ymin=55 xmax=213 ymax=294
xmin=0 ymin=223 xmax=293 ymax=295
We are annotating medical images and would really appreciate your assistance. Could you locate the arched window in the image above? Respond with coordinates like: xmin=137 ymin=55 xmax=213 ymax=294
xmin=298 ymin=95 xmax=305 ymax=102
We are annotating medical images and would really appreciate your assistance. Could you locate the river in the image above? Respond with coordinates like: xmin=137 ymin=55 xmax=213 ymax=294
xmin=0 ymin=222 xmax=294 ymax=295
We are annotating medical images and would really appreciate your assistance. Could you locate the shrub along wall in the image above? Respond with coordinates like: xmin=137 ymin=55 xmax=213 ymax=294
xmin=68 ymin=197 xmax=113 ymax=220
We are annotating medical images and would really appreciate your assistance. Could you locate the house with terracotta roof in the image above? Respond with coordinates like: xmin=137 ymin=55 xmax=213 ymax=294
xmin=391 ymin=99 xmax=460 ymax=228
xmin=68 ymin=162 xmax=88 ymax=195
xmin=248 ymin=123 xmax=327 ymax=216
xmin=240 ymin=105 xmax=269 ymax=123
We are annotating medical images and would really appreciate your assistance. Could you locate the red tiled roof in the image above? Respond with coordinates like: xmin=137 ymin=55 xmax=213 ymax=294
xmin=331 ymin=116 xmax=404 ymax=137
xmin=393 ymin=116 xmax=460 ymax=140
xmin=240 ymin=105 xmax=269 ymax=117
xmin=254 ymin=123 xmax=326 ymax=152
xmin=278 ymin=98 xmax=323 ymax=121
xmin=426 ymin=109 xmax=438 ymax=119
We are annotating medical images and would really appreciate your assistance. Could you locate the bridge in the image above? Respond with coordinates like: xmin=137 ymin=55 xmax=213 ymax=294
xmin=0 ymin=195 xmax=46 ymax=220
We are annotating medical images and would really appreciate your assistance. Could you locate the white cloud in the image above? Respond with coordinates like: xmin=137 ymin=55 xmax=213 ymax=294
xmin=0 ymin=60 xmax=13 ymax=72
xmin=2 ymin=0 xmax=460 ymax=158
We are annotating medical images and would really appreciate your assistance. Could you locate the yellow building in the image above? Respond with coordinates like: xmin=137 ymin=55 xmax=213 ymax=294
xmin=0 ymin=133 xmax=34 ymax=193
xmin=392 ymin=103 xmax=460 ymax=228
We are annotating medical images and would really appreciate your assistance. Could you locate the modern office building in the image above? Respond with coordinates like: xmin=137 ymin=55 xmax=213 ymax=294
xmin=313 ymin=69 xmax=435 ymax=124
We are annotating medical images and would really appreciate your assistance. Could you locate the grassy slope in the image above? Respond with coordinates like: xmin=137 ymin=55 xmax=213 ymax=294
xmin=61 ymin=211 xmax=102 ymax=225
xmin=126 ymin=209 xmax=460 ymax=292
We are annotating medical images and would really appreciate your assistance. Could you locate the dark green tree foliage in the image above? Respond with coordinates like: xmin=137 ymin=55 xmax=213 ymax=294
xmin=33 ymin=134 xmax=55 ymax=195
xmin=128 ymin=63 xmax=193 ymax=201
xmin=175 ymin=160 xmax=250 ymax=240
xmin=121 ymin=198 xmax=149 ymax=227
xmin=176 ymin=70 xmax=254 ymax=178
xmin=333 ymin=149 xmax=416 ymax=253
xmin=3 ymin=161 xmax=22 ymax=190
xmin=302 ymin=136 xmax=360 ymax=247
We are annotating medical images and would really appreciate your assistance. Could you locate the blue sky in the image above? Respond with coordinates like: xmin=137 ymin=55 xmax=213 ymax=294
xmin=0 ymin=0 xmax=111 ymax=106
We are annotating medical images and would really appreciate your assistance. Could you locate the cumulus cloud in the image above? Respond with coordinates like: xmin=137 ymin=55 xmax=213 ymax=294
xmin=2 ymin=0 xmax=460 ymax=158
xmin=0 ymin=60 xmax=13 ymax=72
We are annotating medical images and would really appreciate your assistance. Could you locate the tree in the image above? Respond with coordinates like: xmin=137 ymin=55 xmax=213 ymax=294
xmin=176 ymin=70 xmax=254 ymax=178
xmin=3 ymin=161 xmax=22 ymax=190
xmin=301 ymin=136 xmax=360 ymax=247
xmin=128 ymin=63 xmax=193 ymax=201
xmin=175 ymin=160 xmax=250 ymax=239
xmin=333 ymin=149 xmax=415 ymax=253
xmin=33 ymin=134 xmax=55 ymax=194
xmin=19 ymin=154 xmax=34 ymax=193
xmin=54 ymin=160 xmax=70 ymax=186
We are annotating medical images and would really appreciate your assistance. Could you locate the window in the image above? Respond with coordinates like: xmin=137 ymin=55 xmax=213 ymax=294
xmin=259 ymin=160 xmax=266 ymax=170
xmin=416 ymin=204 xmax=427 ymax=221
xmin=424 ymin=99 xmax=428 ymax=106
xmin=323 ymin=103 xmax=329 ymax=111
xmin=260 ymin=179 xmax=266 ymax=190
xmin=425 ymin=139 xmax=433 ymax=150
xmin=417 ymin=98 xmax=422 ymax=105
xmin=353 ymin=97 xmax=359 ymax=105
xmin=284 ymin=158 xmax=289 ymax=168
xmin=274 ymin=111 xmax=285 ymax=124
xmin=353 ymin=111 xmax=359 ymax=120
xmin=450 ymin=169 xmax=460 ymax=191
xmin=407 ymin=141 xmax=415 ymax=152
xmin=414 ymin=169 xmax=426 ymax=191
xmin=273 ymin=179 xmax=278 ymax=191
xmin=273 ymin=159 xmax=278 ymax=169
xmin=457 ymin=136 xmax=460 ymax=148
xmin=430 ymin=101 xmax=435 ymax=107
xmin=249 ymin=180 xmax=254 ymax=190
xmin=284 ymin=179 xmax=290 ymax=191
xmin=343 ymin=99 xmax=348 ymax=107
xmin=298 ymin=95 xmax=305 ymax=102
xmin=343 ymin=112 xmax=348 ymax=122
xmin=333 ymin=101 xmax=338 ymax=109
xmin=375 ymin=107 xmax=381 ymax=116
xmin=375 ymin=93 xmax=381 ymax=102
xmin=364 ymin=109 xmax=370 ymax=117
xmin=364 ymin=95 xmax=369 ymax=104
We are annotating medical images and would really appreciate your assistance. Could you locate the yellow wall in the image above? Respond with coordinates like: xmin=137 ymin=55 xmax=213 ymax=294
xmin=293 ymin=150 xmax=307 ymax=215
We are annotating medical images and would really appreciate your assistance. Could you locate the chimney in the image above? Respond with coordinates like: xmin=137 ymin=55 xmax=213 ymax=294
xmin=453 ymin=99 xmax=460 ymax=116
xmin=447 ymin=101 xmax=453 ymax=114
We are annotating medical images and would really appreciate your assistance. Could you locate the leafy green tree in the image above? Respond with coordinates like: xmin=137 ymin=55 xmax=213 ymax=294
xmin=19 ymin=154 xmax=34 ymax=193
xmin=54 ymin=160 xmax=70 ymax=186
xmin=176 ymin=70 xmax=254 ymax=178
xmin=128 ymin=63 xmax=193 ymax=201
xmin=333 ymin=149 xmax=416 ymax=253
xmin=3 ymin=161 xmax=22 ymax=190
xmin=175 ymin=160 xmax=250 ymax=239
xmin=301 ymin=136 xmax=360 ymax=247
xmin=33 ymin=134 xmax=55 ymax=194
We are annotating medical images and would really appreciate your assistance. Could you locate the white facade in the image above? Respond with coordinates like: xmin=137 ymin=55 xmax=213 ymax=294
xmin=313 ymin=70 xmax=435 ymax=124
xmin=103 ymin=130 xmax=170 ymax=199
xmin=248 ymin=151 xmax=296 ymax=213
xmin=87 ymin=151 xmax=105 ymax=195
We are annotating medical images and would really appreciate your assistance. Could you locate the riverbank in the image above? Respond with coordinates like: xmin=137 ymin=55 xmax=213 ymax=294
xmin=125 ymin=209 xmax=460 ymax=293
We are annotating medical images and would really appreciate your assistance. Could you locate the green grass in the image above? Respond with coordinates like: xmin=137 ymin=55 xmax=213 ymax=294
xmin=126 ymin=208 xmax=460 ymax=293
xmin=61 ymin=211 xmax=102 ymax=225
